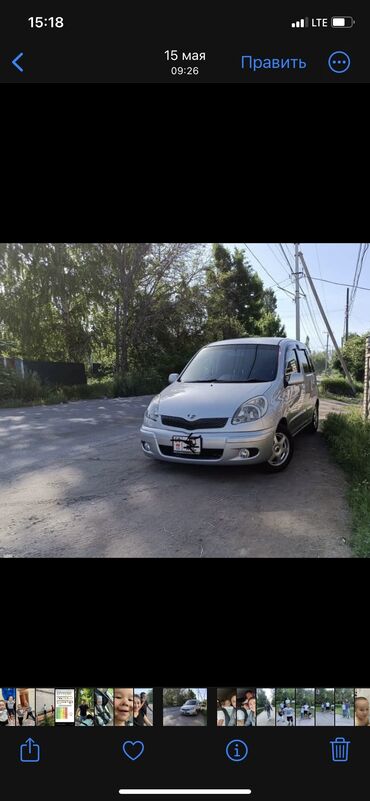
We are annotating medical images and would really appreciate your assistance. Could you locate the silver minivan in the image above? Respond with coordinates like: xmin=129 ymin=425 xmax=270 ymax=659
xmin=140 ymin=337 xmax=319 ymax=472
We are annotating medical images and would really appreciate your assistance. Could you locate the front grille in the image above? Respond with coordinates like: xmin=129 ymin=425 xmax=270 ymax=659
xmin=161 ymin=415 xmax=227 ymax=430
xmin=159 ymin=445 xmax=223 ymax=460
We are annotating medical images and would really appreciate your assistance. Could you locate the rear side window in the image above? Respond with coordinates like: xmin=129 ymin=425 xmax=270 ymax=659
xmin=285 ymin=347 xmax=298 ymax=374
xmin=298 ymin=349 xmax=313 ymax=374
xmin=305 ymin=350 xmax=315 ymax=372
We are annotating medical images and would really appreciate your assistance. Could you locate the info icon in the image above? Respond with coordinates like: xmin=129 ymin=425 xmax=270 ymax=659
xmin=226 ymin=740 xmax=249 ymax=762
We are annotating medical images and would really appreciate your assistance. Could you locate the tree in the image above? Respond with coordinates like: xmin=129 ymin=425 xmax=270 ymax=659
xmin=311 ymin=351 xmax=327 ymax=374
xmin=0 ymin=242 xmax=287 ymax=381
xmin=205 ymin=245 xmax=285 ymax=340
xmin=257 ymin=689 xmax=268 ymax=709
xmin=88 ymin=243 xmax=205 ymax=373
xmin=332 ymin=332 xmax=370 ymax=381
xmin=296 ymin=688 xmax=314 ymax=708
xmin=275 ymin=688 xmax=295 ymax=708
xmin=0 ymin=243 xmax=96 ymax=361
xmin=315 ymin=688 xmax=334 ymax=706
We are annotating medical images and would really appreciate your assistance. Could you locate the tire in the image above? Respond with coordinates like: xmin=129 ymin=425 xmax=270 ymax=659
xmin=307 ymin=402 xmax=319 ymax=433
xmin=264 ymin=424 xmax=294 ymax=473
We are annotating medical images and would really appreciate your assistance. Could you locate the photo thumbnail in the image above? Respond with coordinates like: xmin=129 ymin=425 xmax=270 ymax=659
xmin=36 ymin=689 xmax=55 ymax=726
xmin=16 ymin=688 xmax=36 ymax=726
xmin=276 ymin=689 xmax=296 ymax=726
xmin=75 ymin=688 xmax=94 ymax=726
xmin=315 ymin=688 xmax=335 ymax=725
xmin=257 ymin=688 xmax=275 ymax=726
xmin=217 ymin=688 xmax=237 ymax=726
xmin=355 ymin=689 xmax=370 ymax=727
xmin=237 ymin=688 xmax=256 ymax=726
xmin=163 ymin=688 xmax=207 ymax=726
xmin=95 ymin=688 xmax=114 ymax=726
xmin=0 ymin=687 xmax=16 ymax=727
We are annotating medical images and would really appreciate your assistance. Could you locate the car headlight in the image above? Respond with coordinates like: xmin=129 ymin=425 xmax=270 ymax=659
xmin=231 ymin=395 xmax=268 ymax=424
xmin=144 ymin=395 xmax=160 ymax=425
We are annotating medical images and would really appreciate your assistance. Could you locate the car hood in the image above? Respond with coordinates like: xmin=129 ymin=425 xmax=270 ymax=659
xmin=158 ymin=381 xmax=272 ymax=418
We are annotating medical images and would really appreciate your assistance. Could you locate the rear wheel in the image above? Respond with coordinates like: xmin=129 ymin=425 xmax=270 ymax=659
xmin=264 ymin=424 xmax=294 ymax=472
xmin=307 ymin=402 xmax=319 ymax=433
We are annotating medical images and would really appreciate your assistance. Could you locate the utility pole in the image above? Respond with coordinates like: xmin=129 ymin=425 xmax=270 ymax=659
xmin=298 ymin=250 xmax=357 ymax=395
xmin=345 ymin=287 xmax=349 ymax=342
xmin=294 ymin=243 xmax=300 ymax=341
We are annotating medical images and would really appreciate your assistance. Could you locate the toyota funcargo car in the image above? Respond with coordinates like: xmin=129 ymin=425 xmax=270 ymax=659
xmin=180 ymin=699 xmax=200 ymax=715
xmin=140 ymin=337 xmax=319 ymax=472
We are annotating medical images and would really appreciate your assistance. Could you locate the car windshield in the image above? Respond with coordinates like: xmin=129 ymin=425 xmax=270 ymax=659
xmin=179 ymin=344 xmax=279 ymax=383
xmin=185 ymin=700 xmax=196 ymax=705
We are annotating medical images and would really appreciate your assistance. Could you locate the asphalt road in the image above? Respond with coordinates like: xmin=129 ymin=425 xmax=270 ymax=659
xmin=0 ymin=396 xmax=354 ymax=558
xmin=256 ymin=708 xmax=275 ymax=726
xmin=315 ymin=711 xmax=335 ymax=726
xmin=163 ymin=707 xmax=206 ymax=726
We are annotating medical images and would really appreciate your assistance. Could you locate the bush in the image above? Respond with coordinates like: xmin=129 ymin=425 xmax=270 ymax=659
xmin=320 ymin=375 xmax=363 ymax=397
xmin=0 ymin=365 xmax=17 ymax=400
xmin=112 ymin=368 xmax=165 ymax=397
xmin=44 ymin=388 xmax=68 ymax=404
xmin=14 ymin=370 xmax=43 ymax=401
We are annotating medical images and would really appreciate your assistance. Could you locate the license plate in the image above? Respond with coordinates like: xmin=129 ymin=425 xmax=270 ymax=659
xmin=172 ymin=435 xmax=202 ymax=454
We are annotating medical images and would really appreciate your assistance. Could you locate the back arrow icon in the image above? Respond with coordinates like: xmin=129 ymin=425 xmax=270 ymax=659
xmin=12 ymin=52 xmax=24 ymax=72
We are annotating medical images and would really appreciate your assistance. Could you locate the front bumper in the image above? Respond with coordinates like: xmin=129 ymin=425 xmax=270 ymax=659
xmin=140 ymin=424 xmax=276 ymax=465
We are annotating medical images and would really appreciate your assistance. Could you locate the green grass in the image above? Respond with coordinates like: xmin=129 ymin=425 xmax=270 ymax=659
xmin=321 ymin=410 xmax=370 ymax=557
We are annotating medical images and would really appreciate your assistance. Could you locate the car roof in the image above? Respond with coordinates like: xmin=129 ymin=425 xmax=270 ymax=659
xmin=207 ymin=337 xmax=306 ymax=348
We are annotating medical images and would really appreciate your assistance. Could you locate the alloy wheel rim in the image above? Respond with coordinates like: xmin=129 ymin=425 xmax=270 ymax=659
xmin=268 ymin=432 xmax=290 ymax=466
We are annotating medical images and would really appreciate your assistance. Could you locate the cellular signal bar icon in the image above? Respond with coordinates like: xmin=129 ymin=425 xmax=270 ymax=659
xmin=291 ymin=17 xmax=309 ymax=27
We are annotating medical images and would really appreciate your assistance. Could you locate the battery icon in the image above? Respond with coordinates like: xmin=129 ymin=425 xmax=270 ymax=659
xmin=331 ymin=16 xmax=355 ymax=27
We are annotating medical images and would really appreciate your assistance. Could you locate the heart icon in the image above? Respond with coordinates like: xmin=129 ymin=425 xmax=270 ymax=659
xmin=122 ymin=740 xmax=145 ymax=761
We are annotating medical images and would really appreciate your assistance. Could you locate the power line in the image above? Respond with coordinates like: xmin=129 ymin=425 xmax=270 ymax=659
xmin=266 ymin=277 xmax=295 ymax=290
xmin=302 ymin=276 xmax=326 ymax=350
xmin=278 ymin=243 xmax=294 ymax=274
xmin=285 ymin=243 xmax=294 ymax=259
xmin=265 ymin=243 xmax=291 ymax=277
xmin=314 ymin=243 xmax=330 ymax=321
xmin=349 ymin=244 xmax=363 ymax=311
xmin=243 ymin=244 xmax=296 ymax=298
xmin=303 ymin=298 xmax=326 ymax=351
xmin=306 ymin=276 xmax=370 ymax=291
xmin=349 ymin=243 xmax=369 ymax=313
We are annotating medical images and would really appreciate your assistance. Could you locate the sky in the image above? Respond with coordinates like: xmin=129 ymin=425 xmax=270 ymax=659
xmin=260 ymin=688 xmax=274 ymax=703
xmin=222 ymin=244 xmax=370 ymax=353
xmin=191 ymin=688 xmax=207 ymax=699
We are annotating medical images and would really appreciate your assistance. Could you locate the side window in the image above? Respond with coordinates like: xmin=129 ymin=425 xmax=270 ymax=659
xmin=306 ymin=351 xmax=315 ymax=373
xmin=298 ymin=349 xmax=311 ymax=374
xmin=285 ymin=347 xmax=299 ymax=374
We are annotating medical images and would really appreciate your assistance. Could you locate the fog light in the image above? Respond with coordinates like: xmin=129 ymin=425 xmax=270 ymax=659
xmin=239 ymin=448 xmax=250 ymax=459
xmin=143 ymin=442 xmax=151 ymax=452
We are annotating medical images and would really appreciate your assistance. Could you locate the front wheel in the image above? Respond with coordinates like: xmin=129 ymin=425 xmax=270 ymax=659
xmin=264 ymin=424 xmax=294 ymax=473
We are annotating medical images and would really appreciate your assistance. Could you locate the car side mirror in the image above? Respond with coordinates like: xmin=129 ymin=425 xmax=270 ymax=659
xmin=168 ymin=373 xmax=179 ymax=383
xmin=286 ymin=371 xmax=304 ymax=386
